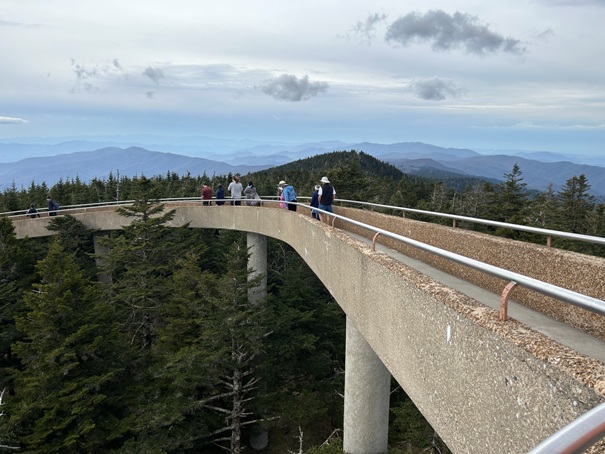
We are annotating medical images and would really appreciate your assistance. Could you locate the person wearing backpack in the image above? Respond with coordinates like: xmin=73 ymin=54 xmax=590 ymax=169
xmin=279 ymin=180 xmax=297 ymax=212
xmin=26 ymin=204 xmax=40 ymax=218
xmin=47 ymin=195 xmax=59 ymax=216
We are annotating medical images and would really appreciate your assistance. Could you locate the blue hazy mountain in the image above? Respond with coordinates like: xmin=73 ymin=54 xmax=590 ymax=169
xmin=1 ymin=137 xmax=605 ymax=195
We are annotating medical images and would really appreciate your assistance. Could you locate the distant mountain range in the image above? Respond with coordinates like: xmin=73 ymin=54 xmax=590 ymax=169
xmin=2 ymin=138 xmax=605 ymax=196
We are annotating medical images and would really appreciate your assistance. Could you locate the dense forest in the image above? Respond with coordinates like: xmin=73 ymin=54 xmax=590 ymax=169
xmin=1 ymin=150 xmax=604 ymax=453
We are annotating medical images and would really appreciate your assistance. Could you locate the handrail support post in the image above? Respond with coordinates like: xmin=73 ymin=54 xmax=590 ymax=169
xmin=372 ymin=232 xmax=381 ymax=252
xmin=500 ymin=281 xmax=518 ymax=321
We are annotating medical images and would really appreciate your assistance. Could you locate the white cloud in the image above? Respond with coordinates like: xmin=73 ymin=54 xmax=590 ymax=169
xmin=0 ymin=116 xmax=28 ymax=125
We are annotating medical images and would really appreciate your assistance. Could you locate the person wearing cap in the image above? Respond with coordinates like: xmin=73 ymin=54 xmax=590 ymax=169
xmin=278 ymin=180 xmax=297 ymax=212
xmin=318 ymin=176 xmax=336 ymax=223
xmin=201 ymin=183 xmax=213 ymax=206
xmin=310 ymin=184 xmax=320 ymax=220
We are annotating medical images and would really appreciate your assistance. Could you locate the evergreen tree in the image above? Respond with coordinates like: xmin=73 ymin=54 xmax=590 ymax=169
xmin=494 ymin=163 xmax=528 ymax=224
xmin=116 ymin=252 xmax=224 ymax=453
xmin=556 ymin=174 xmax=596 ymax=234
xmin=198 ymin=236 xmax=270 ymax=454
xmin=262 ymin=240 xmax=346 ymax=447
xmin=46 ymin=215 xmax=97 ymax=279
xmin=7 ymin=240 xmax=124 ymax=453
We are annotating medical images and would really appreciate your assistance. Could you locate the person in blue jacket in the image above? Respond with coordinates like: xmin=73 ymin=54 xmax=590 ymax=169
xmin=279 ymin=180 xmax=297 ymax=212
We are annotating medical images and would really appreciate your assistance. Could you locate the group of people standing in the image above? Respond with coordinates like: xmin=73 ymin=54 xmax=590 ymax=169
xmin=201 ymin=175 xmax=336 ymax=221
xmin=277 ymin=176 xmax=336 ymax=222
xmin=201 ymin=176 xmax=260 ymax=207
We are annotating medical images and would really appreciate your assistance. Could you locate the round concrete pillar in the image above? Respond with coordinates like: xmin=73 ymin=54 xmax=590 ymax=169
xmin=343 ymin=317 xmax=391 ymax=454
xmin=247 ymin=232 xmax=267 ymax=305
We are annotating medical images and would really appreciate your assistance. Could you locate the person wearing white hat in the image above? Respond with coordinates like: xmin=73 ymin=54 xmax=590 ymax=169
xmin=278 ymin=180 xmax=298 ymax=212
xmin=318 ymin=176 xmax=336 ymax=223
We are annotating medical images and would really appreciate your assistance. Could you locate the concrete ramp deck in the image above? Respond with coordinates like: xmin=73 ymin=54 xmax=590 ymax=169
xmin=347 ymin=230 xmax=605 ymax=364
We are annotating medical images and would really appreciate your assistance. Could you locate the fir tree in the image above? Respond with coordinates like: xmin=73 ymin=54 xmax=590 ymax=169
xmin=8 ymin=240 xmax=124 ymax=453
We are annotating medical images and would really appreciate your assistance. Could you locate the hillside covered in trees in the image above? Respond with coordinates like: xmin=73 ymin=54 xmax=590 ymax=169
xmin=1 ymin=150 xmax=604 ymax=452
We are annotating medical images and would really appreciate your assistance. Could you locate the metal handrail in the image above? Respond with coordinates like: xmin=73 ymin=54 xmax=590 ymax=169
xmin=304 ymin=203 xmax=605 ymax=317
xmin=527 ymin=401 xmax=605 ymax=454
xmin=4 ymin=196 xmax=605 ymax=248
xmin=332 ymin=198 xmax=605 ymax=247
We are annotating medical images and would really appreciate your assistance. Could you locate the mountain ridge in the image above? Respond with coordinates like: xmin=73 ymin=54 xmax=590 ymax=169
xmin=2 ymin=140 xmax=605 ymax=195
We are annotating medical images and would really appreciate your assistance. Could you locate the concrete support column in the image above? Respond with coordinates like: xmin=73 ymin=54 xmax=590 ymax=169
xmin=246 ymin=232 xmax=269 ymax=450
xmin=246 ymin=232 xmax=267 ymax=305
xmin=343 ymin=317 xmax=391 ymax=454
xmin=93 ymin=232 xmax=112 ymax=284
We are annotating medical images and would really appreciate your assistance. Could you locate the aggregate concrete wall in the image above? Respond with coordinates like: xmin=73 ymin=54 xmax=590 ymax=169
xmin=10 ymin=204 xmax=605 ymax=453
xmin=335 ymin=207 xmax=605 ymax=341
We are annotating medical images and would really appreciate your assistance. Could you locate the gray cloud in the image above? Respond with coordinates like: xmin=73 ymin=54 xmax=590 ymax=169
xmin=70 ymin=58 xmax=125 ymax=93
xmin=71 ymin=59 xmax=100 ymax=81
xmin=146 ymin=91 xmax=155 ymax=99
xmin=385 ymin=10 xmax=526 ymax=55
xmin=409 ymin=77 xmax=464 ymax=100
xmin=352 ymin=12 xmax=388 ymax=44
xmin=143 ymin=66 xmax=165 ymax=85
xmin=0 ymin=116 xmax=28 ymax=124
xmin=258 ymin=74 xmax=328 ymax=101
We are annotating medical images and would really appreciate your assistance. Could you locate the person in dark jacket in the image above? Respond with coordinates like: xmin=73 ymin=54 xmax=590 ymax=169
xmin=46 ymin=196 xmax=59 ymax=216
xmin=215 ymin=184 xmax=226 ymax=206
xmin=310 ymin=185 xmax=320 ymax=219
xmin=26 ymin=204 xmax=40 ymax=218
xmin=318 ymin=176 xmax=335 ymax=223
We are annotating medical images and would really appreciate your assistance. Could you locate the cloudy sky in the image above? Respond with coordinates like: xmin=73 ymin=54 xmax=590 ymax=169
xmin=1 ymin=0 xmax=604 ymax=154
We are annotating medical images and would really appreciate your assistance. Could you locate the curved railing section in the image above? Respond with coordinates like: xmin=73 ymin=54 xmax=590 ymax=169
xmin=5 ymin=196 xmax=605 ymax=248
xmin=527 ymin=401 xmax=605 ymax=454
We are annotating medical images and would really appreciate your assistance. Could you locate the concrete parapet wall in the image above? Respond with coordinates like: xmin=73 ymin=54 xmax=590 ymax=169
xmin=11 ymin=204 xmax=605 ymax=453
xmin=335 ymin=207 xmax=605 ymax=341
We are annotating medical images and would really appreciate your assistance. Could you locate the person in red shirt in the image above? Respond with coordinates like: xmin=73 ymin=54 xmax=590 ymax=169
xmin=202 ymin=183 xmax=213 ymax=206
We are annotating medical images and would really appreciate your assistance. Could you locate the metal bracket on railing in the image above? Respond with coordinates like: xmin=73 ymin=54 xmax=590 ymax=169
xmin=547 ymin=235 xmax=552 ymax=248
xmin=453 ymin=219 xmax=457 ymax=228
xmin=500 ymin=281 xmax=518 ymax=321
xmin=330 ymin=216 xmax=336 ymax=228
xmin=372 ymin=232 xmax=381 ymax=252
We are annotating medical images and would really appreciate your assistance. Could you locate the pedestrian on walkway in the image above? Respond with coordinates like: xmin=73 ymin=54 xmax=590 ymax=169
xmin=201 ymin=183 xmax=213 ymax=206
xmin=318 ymin=176 xmax=335 ymax=223
xmin=228 ymin=176 xmax=243 ymax=206
xmin=279 ymin=180 xmax=297 ymax=212
xmin=310 ymin=185 xmax=320 ymax=219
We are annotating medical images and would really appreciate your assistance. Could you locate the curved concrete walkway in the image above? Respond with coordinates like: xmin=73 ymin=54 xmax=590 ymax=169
xmin=10 ymin=204 xmax=605 ymax=453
